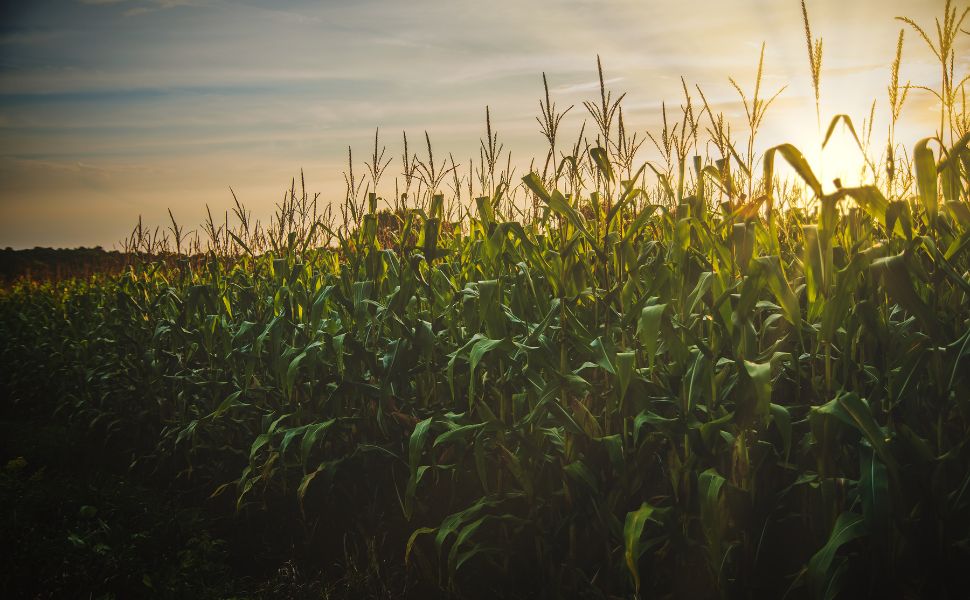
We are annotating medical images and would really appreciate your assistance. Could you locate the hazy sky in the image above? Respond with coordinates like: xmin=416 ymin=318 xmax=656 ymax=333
xmin=0 ymin=0 xmax=960 ymax=248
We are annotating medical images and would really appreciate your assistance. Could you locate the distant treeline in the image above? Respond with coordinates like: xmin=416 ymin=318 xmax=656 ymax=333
xmin=0 ymin=247 xmax=130 ymax=284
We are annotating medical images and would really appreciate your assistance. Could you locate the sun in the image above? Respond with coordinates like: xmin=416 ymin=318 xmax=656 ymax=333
xmin=818 ymin=132 xmax=871 ymax=190
xmin=782 ymin=119 xmax=873 ymax=196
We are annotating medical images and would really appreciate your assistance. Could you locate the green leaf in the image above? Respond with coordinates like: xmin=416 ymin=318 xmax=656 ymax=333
xmin=468 ymin=337 xmax=507 ymax=401
xmin=753 ymin=256 xmax=801 ymax=328
xmin=764 ymin=143 xmax=822 ymax=198
xmin=744 ymin=360 xmax=772 ymax=420
xmin=497 ymin=443 xmax=533 ymax=500
xmin=870 ymin=253 xmax=940 ymax=338
xmin=616 ymin=351 xmax=636 ymax=403
xmin=859 ymin=444 xmax=889 ymax=537
xmin=404 ymin=418 xmax=433 ymax=520
xmin=423 ymin=218 xmax=440 ymax=262
xmin=836 ymin=393 xmax=897 ymax=475
xmin=945 ymin=228 xmax=970 ymax=260
xmin=564 ymin=460 xmax=599 ymax=494
xmin=280 ymin=424 xmax=309 ymax=458
xmin=590 ymin=336 xmax=616 ymax=374
xmin=842 ymin=186 xmax=890 ymax=228
xmin=733 ymin=223 xmax=755 ymax=273
xmin=405 ymin=527 xmax=436 ymax=566
xmin=300 ymin=419 xmax=336 ymax=466
xmin=885 ymin=200 xmax=913 ymax=240
xmin=645 ymin=161 xmax=675 ymax=200
xmin=822 ymin=114 xmax=865 ymax=154
xmin=434 ymin=423 xmax=486 ymax=448
xmin=802 ymin=224 xmax=828 ymax=303
xmin=522 ymin=173 xmax=599 ymax=249
xmin=521 ymin=172 xmax=552 ymax=205
xmin=477 ymin=279 xmax=507 ymax=339
xmin=606 ymin=164 xmax=647 ymax=227
xmin=946 ymin=201 xmax=970 ymax=231
xmin=208 ymin=390 xmax=244 ymax=419
xmin=590 ymin=147 xmax=615 ymax=182
xmin=622 ymin=204 xmax=660 ymax=244
xmin=285 ymin=350 xmax=308 ymax=398
xmin=698 ymin=468 xmax=727 ymax=570
xmin=808 ymin=512 xmax=867 ymax=597
xmin=475 ymin=195 xmax=495 ymax=225
xmin=637 ymin=303 xmax=667 ymax=371
xmin=770 ymin=403 xmax=791 ymax=461
xmin=623 ymin=502 xmax=655 ymax=593
xmin=297 ymin=465 xmax=324 ymax=510
xmin=248 ymin=432 xmax=271 ymax=461
xmin=447 ymin=516 xmax=488 ymax=577
xmin=913 ymin=138 xmax=938 ymax=224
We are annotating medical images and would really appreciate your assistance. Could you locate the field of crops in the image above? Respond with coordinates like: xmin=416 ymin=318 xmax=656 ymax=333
xmin=3 ymin=4 xmax=970 ymax=599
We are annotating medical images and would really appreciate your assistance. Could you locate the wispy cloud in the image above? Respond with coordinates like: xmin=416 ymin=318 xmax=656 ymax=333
xmin=0 ymin=29 xmax=63 ymax=46
xmin=123 ymin=0 xmax=200 ymax=17
xmin=552 ymin=77 xmax=625 ymax=95
xmin=77 ymin=0 xmax=206 ymax=18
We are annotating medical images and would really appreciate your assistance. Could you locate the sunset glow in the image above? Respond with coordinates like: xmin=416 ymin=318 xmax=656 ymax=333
xmin=0 ymin=0 xmax=959 ymax=248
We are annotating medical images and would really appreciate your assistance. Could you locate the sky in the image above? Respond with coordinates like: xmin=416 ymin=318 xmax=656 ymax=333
xmin=0 ymin=0 xmax=962 ymax=249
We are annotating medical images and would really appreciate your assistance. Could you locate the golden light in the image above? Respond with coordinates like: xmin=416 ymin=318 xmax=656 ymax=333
xmin=818 ymin=130 xmax=870 ymax=190
xmin=784 ymin=118 xmax=873 ymax=198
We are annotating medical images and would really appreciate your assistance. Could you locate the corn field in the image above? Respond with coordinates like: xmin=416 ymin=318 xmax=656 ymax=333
xmin=3 ymin=3 xmax=970 ymax=598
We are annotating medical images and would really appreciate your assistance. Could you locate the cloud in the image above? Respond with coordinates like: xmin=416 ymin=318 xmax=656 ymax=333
xmin=552 ymin=77 xmax=625 ymax=95
xmin=123 ymin=0 xmax=198 ymax=17
xmin=0 ymin=29 xmax=62 ymax=46
xmin=77 ymin=0 xmax=200 ymax=18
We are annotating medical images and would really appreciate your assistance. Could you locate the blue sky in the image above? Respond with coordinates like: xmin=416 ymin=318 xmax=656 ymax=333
xmin=0 ymin=0 xmax=958 ymax=248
